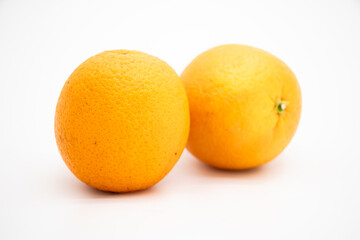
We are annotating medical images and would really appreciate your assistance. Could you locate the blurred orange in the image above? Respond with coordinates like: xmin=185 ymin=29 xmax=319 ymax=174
xmin=181 ymin=44 xmax=301 ymax=169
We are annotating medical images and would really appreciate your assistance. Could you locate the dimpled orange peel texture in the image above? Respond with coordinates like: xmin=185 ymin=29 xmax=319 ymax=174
xmin=55 ymin=50 xmax=190 ymax=192
xmin=181 ymin=44 xmax=301 ymax=169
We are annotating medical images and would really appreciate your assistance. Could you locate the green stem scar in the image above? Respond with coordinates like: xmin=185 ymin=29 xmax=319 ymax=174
xmin=275 ymin=99 xmax=287 ymax=115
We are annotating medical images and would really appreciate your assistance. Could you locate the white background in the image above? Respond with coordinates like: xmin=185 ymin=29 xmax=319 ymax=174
xmin=1 ymin=0 xmax=360 ymax=239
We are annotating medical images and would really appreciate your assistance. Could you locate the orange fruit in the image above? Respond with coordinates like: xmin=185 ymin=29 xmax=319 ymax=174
xmin=181 ymin=44 xmax=301 ymax=169
xmin=55 ymin=50 xmax=190 ymax=192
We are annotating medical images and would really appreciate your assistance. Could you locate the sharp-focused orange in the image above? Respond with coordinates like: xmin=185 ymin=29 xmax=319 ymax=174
xmin=181 ymin=44 xmax=301 ymax=169
xmin=55 ymin=50 xmax=190 ymax=192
